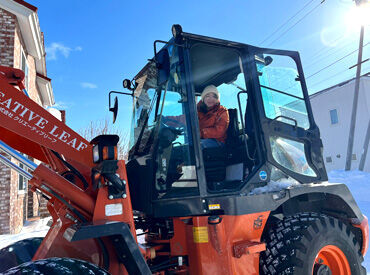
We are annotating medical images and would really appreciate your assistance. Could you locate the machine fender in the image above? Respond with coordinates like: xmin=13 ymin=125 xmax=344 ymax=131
xmin=63 ymin=220 xmax=151 ymax=275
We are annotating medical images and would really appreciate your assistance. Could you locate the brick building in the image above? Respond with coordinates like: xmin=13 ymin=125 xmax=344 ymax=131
xmin=0 ymin=0 xmax=54 ymax=234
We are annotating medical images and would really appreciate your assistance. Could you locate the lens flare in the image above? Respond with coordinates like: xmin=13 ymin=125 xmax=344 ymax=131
xmin=320 ymin=26 xmax=346 ymax=47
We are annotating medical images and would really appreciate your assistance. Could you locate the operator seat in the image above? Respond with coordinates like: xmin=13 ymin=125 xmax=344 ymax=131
xmin=202 ymin=108 xmax=241 ymax=183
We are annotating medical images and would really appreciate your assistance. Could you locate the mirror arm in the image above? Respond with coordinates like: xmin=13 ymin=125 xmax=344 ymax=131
xmin=153 ymin=40 xmax=186 ymax=56
xmin=154 ymin=40 xmax=169 ymax=57
xmin=108 ymin=90 xmax=134 ymax=110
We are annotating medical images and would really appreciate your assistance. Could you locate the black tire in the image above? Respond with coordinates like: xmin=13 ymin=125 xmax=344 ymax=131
xmin=0 ymin=237 xmax=43 ymax=273
xmin=2 ymin=257 xmax=110 ymax=274
xmin=260 ymin=212 xmax=366 ymax=275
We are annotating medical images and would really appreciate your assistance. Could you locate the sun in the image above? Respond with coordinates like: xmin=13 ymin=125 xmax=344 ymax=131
xmin=344 ymin=2 xmax=370 ymax=31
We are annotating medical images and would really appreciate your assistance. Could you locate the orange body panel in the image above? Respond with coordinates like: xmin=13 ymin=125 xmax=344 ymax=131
xmin=93 ymin=161 xmax=136 ymax=237
xmin=91 ymin=160 xmax=150 ymax=274
xmin=169 ymin=212 xmax=270 ymax=275
xmin=33 ymin=199 xmax=103 ymax=265
xmin=353 ymin=215 xmax=369 ymax=256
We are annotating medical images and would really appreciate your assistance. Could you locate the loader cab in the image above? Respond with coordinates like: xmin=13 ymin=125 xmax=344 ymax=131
xmin=125 ymin=27 xmax=327 ymax=218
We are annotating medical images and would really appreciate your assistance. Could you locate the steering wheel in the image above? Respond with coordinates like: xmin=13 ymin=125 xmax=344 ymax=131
xmin=161 ymin=117 xmax=185 ymax=136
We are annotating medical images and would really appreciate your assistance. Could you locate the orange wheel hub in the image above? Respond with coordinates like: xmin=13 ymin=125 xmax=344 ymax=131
xmin=313 ymin=245 xmax=351 ymax=275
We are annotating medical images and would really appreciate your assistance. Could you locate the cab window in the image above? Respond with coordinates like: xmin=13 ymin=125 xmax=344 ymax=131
xmin=257 ymin=54 xmax=310 ymax=130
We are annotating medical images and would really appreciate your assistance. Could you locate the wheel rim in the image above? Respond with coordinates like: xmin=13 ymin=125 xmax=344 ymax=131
xmin=313 ymin=245 xmax=351 ymax=275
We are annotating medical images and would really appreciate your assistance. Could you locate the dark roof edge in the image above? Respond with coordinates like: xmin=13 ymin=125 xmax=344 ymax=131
xmin=36 ymin=72 xmax=51 ymax=82
xmin=310 ymin=71 xmax=370 ymax=99
xmin=12 ymin=0 xmax=37 ymax=12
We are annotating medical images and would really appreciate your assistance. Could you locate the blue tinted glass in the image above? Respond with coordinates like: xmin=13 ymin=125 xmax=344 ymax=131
xmin=257 ymin=54 xmax=310 ymax=129
xmin=330 ymin=109 xmax=338 ymax=124
xmin=260 ymin=87 xmax=309 ymax=129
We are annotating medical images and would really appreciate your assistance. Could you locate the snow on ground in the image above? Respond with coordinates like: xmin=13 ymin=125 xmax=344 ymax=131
xmin=0 ymin=217 xmax=50 ymax=250
xmin=0 ymin=170 xmax=369 ymax=272
xmin=328 ymin=170 xmax=370 ymax=272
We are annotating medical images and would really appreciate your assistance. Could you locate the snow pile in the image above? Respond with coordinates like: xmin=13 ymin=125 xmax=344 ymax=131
xmin=249 ymin=177 xmax=300 ymax=195
xmin=328 ymin=170 xmax=370 ymax=203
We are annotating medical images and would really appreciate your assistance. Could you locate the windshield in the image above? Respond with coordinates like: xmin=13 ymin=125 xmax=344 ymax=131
xmin=129 ymin=62 xmax=158 ymax=157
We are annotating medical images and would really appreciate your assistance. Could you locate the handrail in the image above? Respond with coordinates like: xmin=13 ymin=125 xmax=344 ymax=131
xmin=0 ymin=153 xmax=33 ymax=180
xmin=0 ymin=140 xmax=37 ymax=170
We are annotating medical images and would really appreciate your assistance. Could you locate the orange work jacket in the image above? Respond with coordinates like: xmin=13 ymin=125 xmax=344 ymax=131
xmin=197 ymin=102 xmax=229 ymax=143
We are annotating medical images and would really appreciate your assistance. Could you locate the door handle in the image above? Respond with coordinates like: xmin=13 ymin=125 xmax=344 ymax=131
xmin=270 ymin=115 xmax=298 ymax=129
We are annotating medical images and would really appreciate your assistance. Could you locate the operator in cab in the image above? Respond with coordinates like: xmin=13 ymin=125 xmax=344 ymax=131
xmin=164 ymin=85 xmax=229 ymax=149
xmin=197 ymin=85 xmax=229 ymax=149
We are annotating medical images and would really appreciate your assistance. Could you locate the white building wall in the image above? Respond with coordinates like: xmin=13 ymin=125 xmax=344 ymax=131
xmin=310 ymin=76 xmax=370 ymax=172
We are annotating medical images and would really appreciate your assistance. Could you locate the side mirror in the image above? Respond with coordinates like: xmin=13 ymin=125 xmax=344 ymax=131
xmin=155 ymin=49 xmax=170 ymax=86
xmin=109 ymin=96 xmax=118 ymax=123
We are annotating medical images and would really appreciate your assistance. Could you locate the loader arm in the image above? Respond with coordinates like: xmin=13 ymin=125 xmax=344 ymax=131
xmin=0 ymin=67 xmax=150 ymax=275
xmin=0 ymin=67 xmax=93 ymax=169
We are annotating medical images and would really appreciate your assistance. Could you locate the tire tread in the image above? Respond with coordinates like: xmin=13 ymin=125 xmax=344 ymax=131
xmin=260 ymin=212 xmax=365 ymax=275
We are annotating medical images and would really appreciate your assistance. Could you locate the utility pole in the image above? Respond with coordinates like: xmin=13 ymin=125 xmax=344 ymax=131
xmin=359 ymin=119 xmax=370 ymax=171
xmin=345 ymin=0 xmax=366 ymax=171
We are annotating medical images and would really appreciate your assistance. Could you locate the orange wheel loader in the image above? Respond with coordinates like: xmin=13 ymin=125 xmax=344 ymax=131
xmin=0 ymin=25 xmax=368 ymax=274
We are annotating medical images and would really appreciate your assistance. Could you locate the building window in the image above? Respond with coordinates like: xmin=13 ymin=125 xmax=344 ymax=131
xmin=21 ymin=49 xmax=29 ymax=91
xmin=326 ymin=156 xmax=332 ymax=163
xmin=18 ymin=162 xmax=27 ymax=191
xmin=330 ymin=109 xmax=338 ymax=125
xmin=352 ymin=154 xmax=357 ymax=160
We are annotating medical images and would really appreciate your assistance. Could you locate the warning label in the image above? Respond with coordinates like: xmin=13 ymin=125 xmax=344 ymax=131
xmin=193 ymin=226 xmax=209 ymax=243
xmin=208 ymin=204 xmax=220 ymax=210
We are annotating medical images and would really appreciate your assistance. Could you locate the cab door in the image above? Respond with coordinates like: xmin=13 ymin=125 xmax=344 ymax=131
xmin=248 ymin=48 xmax=327 ymax=183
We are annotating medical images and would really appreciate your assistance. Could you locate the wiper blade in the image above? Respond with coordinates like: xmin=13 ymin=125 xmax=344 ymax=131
xmin=230 ymin=82 xmax=246 ymax=91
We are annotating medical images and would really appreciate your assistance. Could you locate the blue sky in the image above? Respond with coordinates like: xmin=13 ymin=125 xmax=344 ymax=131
xmin=27 ymin=0 xmax=369 ymax=137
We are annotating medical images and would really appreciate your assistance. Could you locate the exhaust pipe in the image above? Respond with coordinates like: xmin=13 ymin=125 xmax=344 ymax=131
xmin=0 ymin=140 xmax=37 ymax=180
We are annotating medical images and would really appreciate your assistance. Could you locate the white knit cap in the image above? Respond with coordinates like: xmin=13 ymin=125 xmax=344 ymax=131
xmin=201 ymin=85 xmax=220 ymax=101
